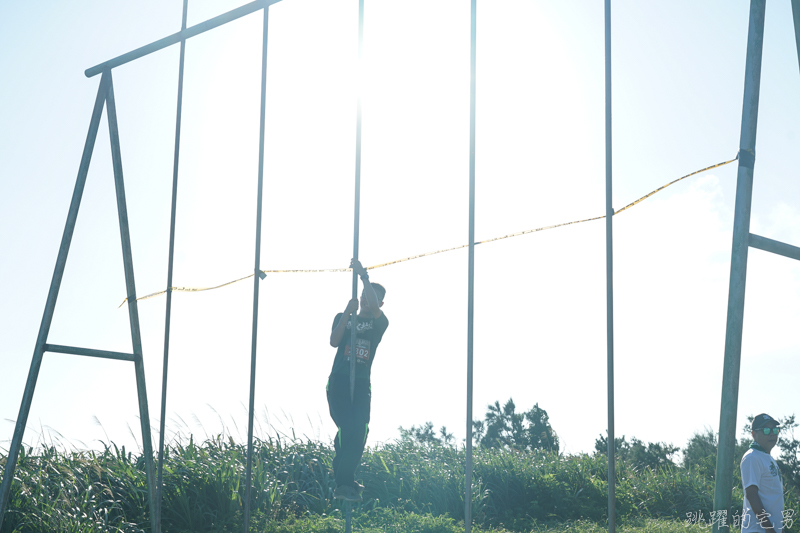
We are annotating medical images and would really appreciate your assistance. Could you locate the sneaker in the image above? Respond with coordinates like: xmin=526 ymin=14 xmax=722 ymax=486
xmin=352 ymin=481 xmax=364 ymax=494
xmin=333 ymin=485 xmax=362 ymax=502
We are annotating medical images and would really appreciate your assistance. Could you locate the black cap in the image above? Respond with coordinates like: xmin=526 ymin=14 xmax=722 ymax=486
xmin=752 ymin=413 xmax=780 ymax=430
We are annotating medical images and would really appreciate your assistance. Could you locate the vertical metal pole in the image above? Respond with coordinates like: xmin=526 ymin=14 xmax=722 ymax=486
xmin=465 ymin=0 xmax=476 ymax=531
xmin=106 ymin=71 xmax=158 ymax=533
xmin=244 ymin=7 xmax=270 ymax=533
xmin=350 ymin=0 xmax=365 ymax=403
xmin=713 ymin=3 xmax=765 ymax=532
xmin=156 ymin=2 xmax=189 ymax=531
xmin=792 ymin=0 xmax=800 ymax=75
xmin=0 ymin=73 xmax=110 ymax=532
xmin=105 ymin=71 xmax=157 ymax=533
xmin=345 ymin=501 xmax=353 ymax=533
xmin=604 ymin=3 xmax=615 ymax=533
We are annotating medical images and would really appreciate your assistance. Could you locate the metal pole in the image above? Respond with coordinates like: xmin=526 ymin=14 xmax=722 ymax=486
xmin=244 ymin=6 xmax=270 ymax=533
xmin=0 ymin=72 xmax=110 ymax=532
xmin=713 ymin=3 xmax=765 ymax=532
xmin=156 ymin=2 xmax=189 ymax=531
xmin=345 ymin=501 xmax=353 ymax=533
xmin=604 ymin=2 xmax=615 ymax=533
xmin=792 ymin=0 xmax=800 ymax=74
xmin=106 ymin=71 xmax=158 ymax=533
xmin=350 ymin=0 xmax=364 ymax=403
xmin=465 ymin=0 xmax=476 ymax=531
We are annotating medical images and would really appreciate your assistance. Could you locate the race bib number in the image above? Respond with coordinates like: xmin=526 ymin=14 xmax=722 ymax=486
xmin=345 ymin=338 xmax=371 ymax=362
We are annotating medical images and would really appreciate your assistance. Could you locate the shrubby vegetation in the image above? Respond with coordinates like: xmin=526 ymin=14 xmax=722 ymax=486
xmin=1 ymin=404 xmax=798 ymax=533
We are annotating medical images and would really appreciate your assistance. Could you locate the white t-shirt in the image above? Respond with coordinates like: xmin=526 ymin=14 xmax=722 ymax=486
xmin=741 ymin=447 xmax=784 ymax=532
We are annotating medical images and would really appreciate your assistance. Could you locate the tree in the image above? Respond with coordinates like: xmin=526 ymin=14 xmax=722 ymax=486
xmin=627 ymin=438 xmax=680 ymax=471
xmin=398 ymin=421 xmax=454 ymax=446
xmin=473 ymin=398 xmax=559 ymax=453
xmin=594 ymin=433 xmax=631 ymax=457
xmin=682 ymin=428 xmax=719 ymax=478
xmin=775 ymin=415 xmax=800 ymax=494
xmin=594 ymin=433 xmax=679 ymax=472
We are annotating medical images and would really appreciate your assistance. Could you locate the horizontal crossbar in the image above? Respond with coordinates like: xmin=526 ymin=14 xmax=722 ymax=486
xmin=44 ymin=344 xmax=136 ymax=362
xmin=85 ymin=0 xmax=283 ymax=78
xmin=749 ymin=233 xmax=800 ymax=261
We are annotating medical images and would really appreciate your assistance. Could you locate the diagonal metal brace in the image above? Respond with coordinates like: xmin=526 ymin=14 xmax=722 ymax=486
xmin=85 ymin=0 xmax=283 ymax=78
xmin=749 ymin=233 xmax=800 ymax=261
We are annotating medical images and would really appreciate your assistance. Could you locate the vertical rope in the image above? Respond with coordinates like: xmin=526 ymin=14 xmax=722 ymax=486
xmin=350 ymin=0 xmax=365 ymax=402
xmin=465 ymin=0 xmax=477 ymax=532
xmin=604 ymin=2 xmax=616 ymax=533
xmin=156 ymin=2 xmax=188 ymax=531
xmin=244 ymin=6 xmax=270 ymax=532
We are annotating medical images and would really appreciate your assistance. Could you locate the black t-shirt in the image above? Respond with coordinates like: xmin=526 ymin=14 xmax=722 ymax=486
xmin=329 ymin=312 xmax=389 ymax=382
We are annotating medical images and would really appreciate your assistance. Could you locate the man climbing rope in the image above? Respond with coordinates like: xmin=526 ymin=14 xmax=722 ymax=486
xmin=327 ymin=258 xmax=389 ymax=502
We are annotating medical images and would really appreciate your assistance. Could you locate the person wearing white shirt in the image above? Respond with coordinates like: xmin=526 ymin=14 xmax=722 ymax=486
xmin=740 ymin=413 xmax=784 ymax=532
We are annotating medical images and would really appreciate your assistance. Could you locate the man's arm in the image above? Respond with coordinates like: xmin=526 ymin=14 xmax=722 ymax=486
xmin=350 ymin=258 xmax=382 ymax=318
xmin=330 ymin=298 xmax=358 ymax=347
xmin=745 ymin=485 xmax=775 ymax=530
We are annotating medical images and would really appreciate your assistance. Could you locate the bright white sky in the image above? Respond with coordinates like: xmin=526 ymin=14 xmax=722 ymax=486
xmin=1 ymin=0 xmax=799 ymax=458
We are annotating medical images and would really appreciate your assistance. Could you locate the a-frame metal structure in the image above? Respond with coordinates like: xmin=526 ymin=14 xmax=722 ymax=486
xmin=0 ymin=69 xmax=159 ymax=529
xmin=713 ymin=1 xmax=800 ymax=532
xmin=0 ymin=2 xmax=281 ymax=533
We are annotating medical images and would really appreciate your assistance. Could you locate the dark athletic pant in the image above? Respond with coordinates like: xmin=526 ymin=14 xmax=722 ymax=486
xmin=326 ymin=374 xmax=370 ymax=487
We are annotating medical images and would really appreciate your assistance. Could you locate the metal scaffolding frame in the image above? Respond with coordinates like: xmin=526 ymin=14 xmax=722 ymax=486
xmin=713 ymin=1 xmax=800 ymax=532
xmin=0 ymin=2 xmax=281 ymax=533
xmin=3 ymin=1 xmax=608 ymax=531
xmin=5 ymin=1 xmax=797 ymax=533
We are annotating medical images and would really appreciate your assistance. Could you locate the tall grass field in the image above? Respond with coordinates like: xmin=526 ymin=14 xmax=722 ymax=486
xmin=1 ymin=433 xmax=798 ymax=532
